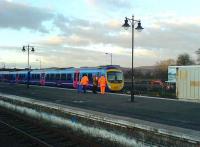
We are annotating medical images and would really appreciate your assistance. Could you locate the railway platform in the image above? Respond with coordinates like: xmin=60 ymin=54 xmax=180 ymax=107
xmin=0 ymin=82 xmax=200 ymax=146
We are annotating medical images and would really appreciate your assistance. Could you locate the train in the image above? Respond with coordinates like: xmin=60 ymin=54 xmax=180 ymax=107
xmin=0 ymin=65 xmax=124 ymax=92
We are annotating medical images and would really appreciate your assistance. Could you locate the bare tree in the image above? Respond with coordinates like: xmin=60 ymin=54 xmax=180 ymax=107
xmin=176 ymin=53 xmax=195 ymax=65
xmin=155 ymin=59 xmax=176 ymax=81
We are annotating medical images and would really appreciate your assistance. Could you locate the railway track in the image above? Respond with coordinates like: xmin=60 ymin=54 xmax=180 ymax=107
xmin=0 ymin=107 xmax=100 ymax=147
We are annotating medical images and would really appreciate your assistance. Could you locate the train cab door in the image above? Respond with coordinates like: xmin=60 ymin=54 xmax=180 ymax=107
xmin=73 ymin=70 xmax=80 ymax=88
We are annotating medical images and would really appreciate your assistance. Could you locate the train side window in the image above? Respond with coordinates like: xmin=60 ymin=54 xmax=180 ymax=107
xmin=46 ymin=74 xmax=49 ymax=80
xmin=31 ymin=74 xmax=34 ymax=79
xmin=50 ymin=74 xmax=54 ymax=80
xmin=82 ymin=73 xmax=87 ymax=78
xmin=36 ymin=74 xmax=40 ymax=80
xmin=88 ymin=73 xmax=92 ymax=82
xmin=67 ymin=74 xmax=72 ymax=81
xmin=56 ymin=74 xmax=60 ymax=80
xmin=53 ymin=74 xmax=56 ymax=80
xmin=61 ymin=74 xmax=66 ymax=80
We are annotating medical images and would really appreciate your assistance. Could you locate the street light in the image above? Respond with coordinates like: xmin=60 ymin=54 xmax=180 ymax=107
xmin=22 ymin=44 xmax=35 ymax=88
xmin=105 ymin=52 xmax=112 ymax=65
xmin=36 ymin=58 xmax=42 ymax=69
xmin=122 ymin=15 xmax=144 ymax=102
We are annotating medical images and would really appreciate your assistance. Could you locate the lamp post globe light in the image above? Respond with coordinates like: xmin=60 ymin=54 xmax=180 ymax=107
xmin=122 ymin=15 xmax=144 ymax=102
xmin=22 ymin=44 xmax=35 ymax=88
xmin=105 ymin=52 xmax=112 ymax=65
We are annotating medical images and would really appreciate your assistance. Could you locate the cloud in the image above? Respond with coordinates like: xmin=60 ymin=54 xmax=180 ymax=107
xmin=137 ymin=18 xmax=200 ymax=51
xmin=37 ymin=36 xmax=65 ymax=46
xmin=52 ymin=16 xmax=130 ymax=48
xmin=34 ymin=15 xmax=200 ymax=64
xmin=135 ymin=48 xmax=157 ymax=57
xmin=51 ymin=15 xmax=200 ymax=53
xmin=86 ymin=0 xmax=132 ymax=9
xmin=0 ymin=0 xmax=54 ymax=32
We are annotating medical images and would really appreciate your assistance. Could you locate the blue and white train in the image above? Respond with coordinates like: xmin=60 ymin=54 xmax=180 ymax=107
xmin=0 ymin=65 xmax=124 ymax=92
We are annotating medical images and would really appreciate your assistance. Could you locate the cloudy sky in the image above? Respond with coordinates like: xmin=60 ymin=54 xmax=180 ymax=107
xmin=0 ymin=0 xmax=199 ymax=69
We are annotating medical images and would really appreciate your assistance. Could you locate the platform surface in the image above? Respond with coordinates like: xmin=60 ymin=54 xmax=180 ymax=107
xmin=0 ymin=82 xmax=200 ymax=131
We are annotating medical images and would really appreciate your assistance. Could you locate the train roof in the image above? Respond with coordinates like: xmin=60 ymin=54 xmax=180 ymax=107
xmin=0 ymin=65 xmax=122 ymax=74
xmin=80 ymin=65 xmax=121 ymax=69
xmin=0 ymin=71 xmax=10 ymax=74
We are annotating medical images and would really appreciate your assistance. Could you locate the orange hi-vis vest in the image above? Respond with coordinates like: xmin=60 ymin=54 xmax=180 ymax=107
xmin=80 ymin=76 xmax=89 ymax=86
xmin=98 ymin=76 xmax=107 ymax=87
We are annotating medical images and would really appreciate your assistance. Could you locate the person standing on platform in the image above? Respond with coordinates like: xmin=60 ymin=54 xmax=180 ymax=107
xmin=98 ymin=74 xmax=107 ymax=94
xmin=80 ymin=74 xmax=89 ymax=93
xmin=92 ymin=75 xmax=98 ymax=94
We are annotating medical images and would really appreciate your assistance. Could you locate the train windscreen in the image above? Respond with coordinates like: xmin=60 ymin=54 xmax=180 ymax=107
xmin=107 ymin=71 xmax=123 ymax=83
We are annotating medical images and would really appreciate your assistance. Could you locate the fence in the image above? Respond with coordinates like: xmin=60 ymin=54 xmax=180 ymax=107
xmin=122 ymin=82 xmax=176 ymax=98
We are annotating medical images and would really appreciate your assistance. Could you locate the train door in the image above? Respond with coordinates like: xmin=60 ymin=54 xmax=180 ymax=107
xmin=40 ymin=73 xmax=45 ymax=86
xmin=73 ymin=70 xmax=80 ymax=88
xmin=16 ymin=73 xmax=19 ymax=83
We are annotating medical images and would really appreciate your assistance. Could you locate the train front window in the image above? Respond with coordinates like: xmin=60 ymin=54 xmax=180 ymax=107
xmin=107 ymin=71 xmax=123 ymax=83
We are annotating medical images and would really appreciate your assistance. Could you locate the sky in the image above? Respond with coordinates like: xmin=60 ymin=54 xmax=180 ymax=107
xmin=0 ymin=0 xmax=200 ymax=69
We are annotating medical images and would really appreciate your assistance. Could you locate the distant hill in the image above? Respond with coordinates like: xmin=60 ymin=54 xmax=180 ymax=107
xmin=120 ymin=66 xmax=156 ymax=74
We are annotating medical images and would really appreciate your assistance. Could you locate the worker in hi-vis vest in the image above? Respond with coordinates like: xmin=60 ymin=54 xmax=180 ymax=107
xmin=98 ymin=74 xmax=107 ymax=94
xmin=80 ymin=74 xmax=89 ymax=93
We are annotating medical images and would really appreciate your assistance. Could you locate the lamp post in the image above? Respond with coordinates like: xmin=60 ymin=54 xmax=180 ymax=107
xmin=122 ymin=15 xmax=144 ymax=102
xmin=105 ymin=52 xmax=112 ymax=65
xmin=36 ymin=58 xmax=41 ymax=69
xmin=22 ymin=44 xmax=35 ymax=88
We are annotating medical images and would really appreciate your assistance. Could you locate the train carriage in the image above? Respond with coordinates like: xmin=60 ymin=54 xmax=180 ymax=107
xmin=43 ymin=68 xmax=75 ymax=88
xmin=0 ymin=71 xmax=10 ymax=82
xmin=0 ymin=65 xmax=124 ymax=92
xmin=16 ymin=71 xmax=28 ymax=84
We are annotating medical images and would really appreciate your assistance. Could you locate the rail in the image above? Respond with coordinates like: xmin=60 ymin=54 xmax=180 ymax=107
xmin=0 ymin=107 xmax=100 ymax=147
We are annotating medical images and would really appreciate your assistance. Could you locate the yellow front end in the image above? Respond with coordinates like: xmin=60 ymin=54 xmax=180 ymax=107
xmin=106 ymin=69 xmax=124 ymax=92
